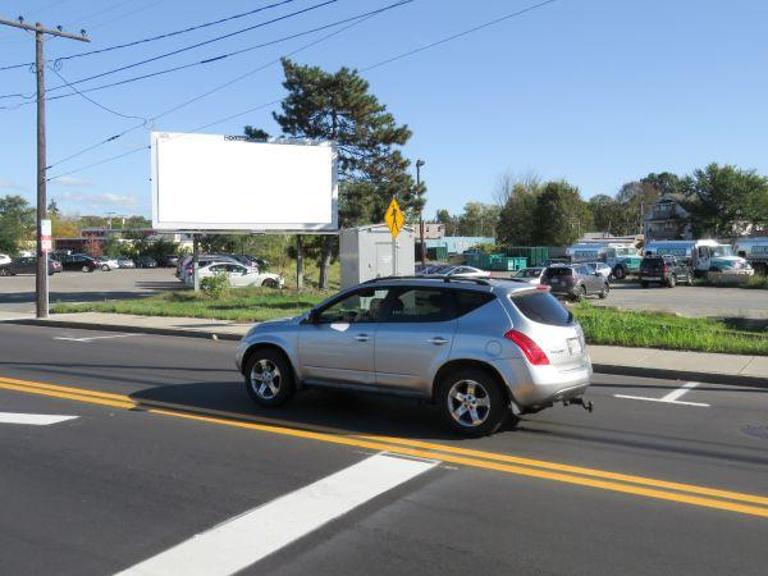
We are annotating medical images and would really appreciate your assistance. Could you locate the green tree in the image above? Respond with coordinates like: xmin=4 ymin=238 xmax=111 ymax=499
xmin=0 ymin=195 xmax=35 ymax=255
xmin=533 ymin=181 xmax=589 ymax=246
xmin=496 ymin=174 xmax=542 ymax=246
xmin=435 ymin=209 xmax=458 ymax=236
xmin=247 ymin=58 xmax=425 ymax=289
xmin=457 ymin=202 xmax=499 ymax=237
xmin=683 ymin=163 xmax=768 ymax=237
xmin=587 ymin=194 xmax=626 ymax=235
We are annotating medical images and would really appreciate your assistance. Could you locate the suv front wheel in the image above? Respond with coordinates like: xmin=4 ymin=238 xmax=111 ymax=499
xmin=438 ymin=367 xmax=511 ymax=437
xmin=244 ymin=348 xmax=295 ymax=407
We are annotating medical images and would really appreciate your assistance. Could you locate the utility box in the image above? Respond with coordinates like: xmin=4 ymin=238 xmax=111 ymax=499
xmin=340 ymin=224 xmax=415 ymax=289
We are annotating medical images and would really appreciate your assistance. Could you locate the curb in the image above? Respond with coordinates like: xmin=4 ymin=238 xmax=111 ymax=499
xmin=7 ymin=318 xmax=767 ymax=389
xmin=7 ymin=318 xmax=244 ymax=341
xmin=591 ymin=363 xmax=768 ymax=390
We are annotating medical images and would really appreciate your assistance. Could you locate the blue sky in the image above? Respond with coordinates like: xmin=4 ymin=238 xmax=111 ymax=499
xmin=0 ymin=0 xmax=766 ymax=219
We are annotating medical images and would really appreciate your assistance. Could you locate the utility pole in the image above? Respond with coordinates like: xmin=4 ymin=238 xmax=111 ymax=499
xmin=0 ymin=16 xmax=89 ymax=318
xmin=416 ymin=159 xmax=426 ymax=266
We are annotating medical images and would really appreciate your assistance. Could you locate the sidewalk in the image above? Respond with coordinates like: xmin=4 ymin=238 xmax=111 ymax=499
xmin=4 ymin=312 xmax=767 ymax=388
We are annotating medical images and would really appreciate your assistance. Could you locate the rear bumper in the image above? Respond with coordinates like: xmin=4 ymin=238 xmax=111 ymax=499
xmin=491 ymin=355 xmax=592 ymax=409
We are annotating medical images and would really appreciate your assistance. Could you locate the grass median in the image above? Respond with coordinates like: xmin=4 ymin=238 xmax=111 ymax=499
xmin=572 ymin=303 xmax=768 ymax=355
xmin=51 ymin=288 xmax=768 ymax=356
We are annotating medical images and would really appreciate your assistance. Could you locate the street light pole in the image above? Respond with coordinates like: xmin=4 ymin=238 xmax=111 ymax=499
xmin=416 ymin=159 xmax=426 ymax=266
xmin=0 ymin=16 xmax=89 ymax=318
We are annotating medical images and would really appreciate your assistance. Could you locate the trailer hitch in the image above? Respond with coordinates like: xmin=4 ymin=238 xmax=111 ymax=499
xmin=564 ymin=397 xmax=593 ymax=413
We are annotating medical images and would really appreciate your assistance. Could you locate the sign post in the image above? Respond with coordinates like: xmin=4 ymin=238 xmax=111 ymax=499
xmin=384 ymin=198 xmax=405 ymax=276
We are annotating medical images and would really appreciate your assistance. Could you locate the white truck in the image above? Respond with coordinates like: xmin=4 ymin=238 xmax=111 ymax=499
xmin=566 ymin=242 xmax=642 ymax=279
xmin=644 ymin=239 xmax=753 ymax=277
xmin=733 ymin=237 xmax=768 ymax=275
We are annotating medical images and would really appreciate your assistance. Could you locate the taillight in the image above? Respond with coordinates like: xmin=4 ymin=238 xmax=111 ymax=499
xmin=663 ymin=264 xmax=669 ymax=273
xmin=504 ymin=329 xmax=550 ymax=365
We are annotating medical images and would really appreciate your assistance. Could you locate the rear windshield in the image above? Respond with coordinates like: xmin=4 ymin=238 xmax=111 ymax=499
xmin=511 ymin=292 xmax=573 ymax=326
xmin=641 ymin=258 xmax=663 ymax=268
xmin=544 ymin=267 xmax=573 ymax=277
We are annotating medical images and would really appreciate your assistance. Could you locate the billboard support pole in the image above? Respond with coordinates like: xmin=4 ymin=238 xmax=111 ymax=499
xmin=296 ymin=235 xmax=304 ymax=293
xmin=193 ymin=234 xmax=200 ymax=292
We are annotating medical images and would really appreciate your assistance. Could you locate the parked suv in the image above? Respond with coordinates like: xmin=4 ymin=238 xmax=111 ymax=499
xmin=541 ymin=265 xmax=610 ymax=301
xmin=60 ymin=254 xmax=99 ymax=272
xmin=639 ymin=255 xmax=692 ymax=288
xmin=235 ymin=278 xmax=592 ymax=436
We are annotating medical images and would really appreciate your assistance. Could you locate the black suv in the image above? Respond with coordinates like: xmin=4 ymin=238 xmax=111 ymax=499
xmin=639 ymin=255 xmax=692 ymax=288
xmin=60 ymin=254 xmax=99 ymax=272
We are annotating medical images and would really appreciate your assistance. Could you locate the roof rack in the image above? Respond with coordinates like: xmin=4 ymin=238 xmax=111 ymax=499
xmin=363 ymin=275 xmax=491 ymax=286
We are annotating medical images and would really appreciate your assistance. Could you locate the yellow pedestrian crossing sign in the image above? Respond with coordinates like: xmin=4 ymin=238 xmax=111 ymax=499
xmin=384 ymin=198 xmax=405 ymax=238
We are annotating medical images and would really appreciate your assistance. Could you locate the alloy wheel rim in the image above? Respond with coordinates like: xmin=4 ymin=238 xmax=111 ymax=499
xmin=447 ymin=379 xmax=491 ymax=428
xmin=250 ymin=359 xmax=281 ymax=399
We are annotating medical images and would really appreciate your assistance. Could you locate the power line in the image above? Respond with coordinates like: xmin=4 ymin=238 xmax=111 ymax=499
xmin=0 ymin=0 xmax=339 ymax=98
xmin=45 ymin=1 xmax=413 ymax=171
xmin=47 ymin=0 xmax=559 ymax=181
xmin=0 ymin=0 xmax=299 ymax=71
xmin=44 ymin=3 xmax=409 ymax=105
xmin=362 ymin=0 xmax=560 ymax=72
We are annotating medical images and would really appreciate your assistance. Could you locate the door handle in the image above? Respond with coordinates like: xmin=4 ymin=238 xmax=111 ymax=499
xmin=354 ymin=334 xmax=370 ymax=342
xmin=428 ymin=337 xmax=449 ymax=345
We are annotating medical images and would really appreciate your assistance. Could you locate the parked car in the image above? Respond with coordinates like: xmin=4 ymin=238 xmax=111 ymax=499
xmin=511 ymin=267 xmax=545 ymax=285
xmin=60 ymin=253 xmax=99 ymax=272
xmin=95 ymin=256 xmax=120 ymax=271
xmin=186 ymin=262 xmax=283 ymax=288
xmin=639 ymin=255 xmax=693 ymax=288
xmin=235 ymin=277 xmax=592 ymax=436
xmin=158 ymin=255 xmax=179 ymax=268
xmin=178 ymin=254 xmax=249 ymax=283
xmin=425 ymin=265 xmax=491 ymax=279
xmin=0 ymin=255 xmax=59 ymax=276
xmin=584 ymin=262 xmax=613 ymax=280
xmin=541 ymin=265 xmax=610 ymax=301
xmin=135 ymin=256 xmax=158 ymax=269
xmin=117 ymin=257 xmax=136 ymax=269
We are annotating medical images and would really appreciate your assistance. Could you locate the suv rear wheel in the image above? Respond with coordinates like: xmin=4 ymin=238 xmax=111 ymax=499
xmin=667 ymin=274 xmax=677 ymax=288
xmin=244 ymin=348 xmax=295 ymax=407
xmin=438 ymin=367 xmax=509 ymax=437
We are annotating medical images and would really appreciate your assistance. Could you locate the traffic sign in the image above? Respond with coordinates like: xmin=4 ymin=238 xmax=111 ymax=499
xmin=384 ymin=198 xmax=405 ymax=238
xmin=41 ymin=218 xmax=52 ymax=252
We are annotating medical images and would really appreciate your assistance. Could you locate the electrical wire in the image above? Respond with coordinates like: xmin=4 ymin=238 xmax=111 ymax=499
xmin=0 ymin=0 xmax=300 ymax=72
xmin=0 ymin=0 xmax=339 ymax=98
xmin=42 ymin=2 xmax=411 ymax=106
xmin=46 ymin=0 xmax=559 ymax=181
xmin=45 ymin=1 xmax=412 ymax=171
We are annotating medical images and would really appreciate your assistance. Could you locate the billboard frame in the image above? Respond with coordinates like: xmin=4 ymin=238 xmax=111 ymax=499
xmin=151 ymin=132 xmax=338 ymax=233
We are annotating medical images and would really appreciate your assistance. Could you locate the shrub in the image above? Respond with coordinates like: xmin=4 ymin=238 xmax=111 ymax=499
xmin=200 ymin=273 xmax=230 ymax=299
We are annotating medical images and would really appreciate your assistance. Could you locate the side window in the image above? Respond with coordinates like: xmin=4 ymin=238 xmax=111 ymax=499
xmin=454 ymin=291 xmax=495 ymax=317
xmin=384 ymin=288 xmax=453 ymax=323
xmin=209 ymin=264 xmax=226 ymax=273
xmin=317 ymin=288 xmax=390 ymax=324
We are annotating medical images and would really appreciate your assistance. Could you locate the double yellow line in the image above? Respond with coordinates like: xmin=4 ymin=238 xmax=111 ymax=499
xmin=2 ymin=374 xmax=768 ymax=519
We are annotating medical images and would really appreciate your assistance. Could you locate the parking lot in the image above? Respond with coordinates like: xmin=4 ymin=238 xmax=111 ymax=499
xmin=0 ymin=268 xmax=179 ymax=314
xmin=2 ymin=268 xmax=768 ymax=319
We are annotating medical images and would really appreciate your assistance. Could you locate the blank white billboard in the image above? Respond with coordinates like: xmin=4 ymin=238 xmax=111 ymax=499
xmin=151 ymin=132 xmax=338 ymax=231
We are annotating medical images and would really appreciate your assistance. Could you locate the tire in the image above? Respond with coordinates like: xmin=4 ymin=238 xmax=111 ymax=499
xmin=574 ymin=285 xmax=587 ymax=301
xmin=599 ymin=283 xmax=610 ymax=299
xmin=0 ymin=268 xmax=7 ymax=277
xmin=261 ymin=278 xmax=279 ymax=289
xmin=613 ymin=265 xmax=626 ymax=280
xmin=81 ymin=265 xmax=90 ymax=273
xmin=244 ymin=348 xmax=295 ymax=407
xmin=101 ymin=264 xmax=110 ymax=271
xmin=667 ymin=274 xmax=677 ymax=288
xmin=438 ymin=367 xmax=509 ymax=437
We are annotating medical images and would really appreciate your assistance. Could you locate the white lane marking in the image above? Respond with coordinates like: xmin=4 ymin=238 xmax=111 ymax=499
xmin=54 ymin=334 xmax=142 ymax=342
xmin=116 ymin=453 xmax=438 ymax=576
xmin=614 ymin=382 xmax=709 ymax=407
xmin=0 ymin=412 xmax=78 ymax=425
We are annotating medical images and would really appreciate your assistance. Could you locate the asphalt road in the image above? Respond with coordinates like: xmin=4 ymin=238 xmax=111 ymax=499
xmin=1 ymin=322 xmax=767 ymax=575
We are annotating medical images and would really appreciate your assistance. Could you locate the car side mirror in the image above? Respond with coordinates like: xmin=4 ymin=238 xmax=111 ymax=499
xmin=306 ymin=310 xmax=319 ymax=324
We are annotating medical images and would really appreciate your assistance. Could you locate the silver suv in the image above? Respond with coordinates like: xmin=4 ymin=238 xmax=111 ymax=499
xmin=235 ymin=277 xmax=592 ymax=436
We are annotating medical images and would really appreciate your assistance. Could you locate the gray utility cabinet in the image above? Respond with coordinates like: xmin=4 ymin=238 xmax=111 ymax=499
xmin=340 ymin=224 xmax=415 ymax=289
